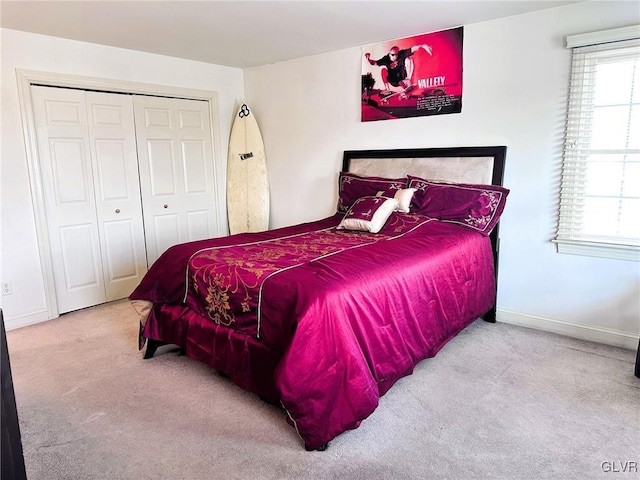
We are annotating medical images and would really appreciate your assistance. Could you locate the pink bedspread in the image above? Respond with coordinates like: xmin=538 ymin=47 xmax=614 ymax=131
xmin=131 ymin=213 xmax=496 ymax=449
xmin=184 ymin=212 xmax=430 ymax=340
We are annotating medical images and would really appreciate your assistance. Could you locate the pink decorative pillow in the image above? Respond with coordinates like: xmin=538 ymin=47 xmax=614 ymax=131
xmin=337 ymin=196 xmax=399 ymax=233
xmin=408 ymin=175 xmax=510 ymax=235
xmin=337 ymin=172 xmax=407 ymax=213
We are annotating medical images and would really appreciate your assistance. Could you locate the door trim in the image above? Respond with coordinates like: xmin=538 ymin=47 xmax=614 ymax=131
xmin=16 ymin=69 xmax=225 ymax=320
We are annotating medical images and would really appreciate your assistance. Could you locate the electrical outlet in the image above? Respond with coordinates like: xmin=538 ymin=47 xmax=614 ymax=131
xmin=2 ymin=282 xmax=12 ymax=296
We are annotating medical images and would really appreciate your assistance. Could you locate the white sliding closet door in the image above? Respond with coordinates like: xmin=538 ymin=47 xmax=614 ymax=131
xmin=32 ymin=86 xmax=104 ymax=313
xmin=86 ymin=91 xmax=148 ymax=302
xmin=31 ymin=86 xmax=147 ymax=313
xmin=133 ymin=96 xmax=217 ymax=265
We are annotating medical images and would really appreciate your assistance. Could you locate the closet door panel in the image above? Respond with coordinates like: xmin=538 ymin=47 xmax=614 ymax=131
xmin=59 ymin=224 xmax=102 ymax=289
xmin=103 ymin=220 xmax=137 ymax=279
xmin=86 ymin=92 xmax=148 ymax=301
xmin=31 ymin=86 xmax=106 ymax=313
xmin=147 ymin=139 xmax=176 ymax=196
xmin=182 ymin=140 xmax=207 ymax=193
xmin=94 ymin=140 xmax=129 ymax=200
xmin=50 ymin=139 xmax=90 ymax=203
xmin=175 ymin=100 xmax=216 ymax=245
xmin=186 ymin=210 xmax=210 ymax=240
xmin=134 ymin=96 xmax=218 ymax=265
xmin=153 ymin=213 xmax=180 ymax=259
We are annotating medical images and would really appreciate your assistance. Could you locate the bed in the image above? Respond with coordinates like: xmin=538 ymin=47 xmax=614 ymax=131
xmin=130 ymin=146 xmax=508 ymax=450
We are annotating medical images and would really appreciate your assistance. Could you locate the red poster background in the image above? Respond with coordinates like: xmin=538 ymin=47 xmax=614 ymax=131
xmin=361 ymin=27 xmax=463 ymax=122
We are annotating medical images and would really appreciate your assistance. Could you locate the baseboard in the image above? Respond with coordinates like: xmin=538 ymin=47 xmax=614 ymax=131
xmin=496 ymin=309 xmax=639 ymax=350
xmin=3 ymin=309 xmax=54 ymax=331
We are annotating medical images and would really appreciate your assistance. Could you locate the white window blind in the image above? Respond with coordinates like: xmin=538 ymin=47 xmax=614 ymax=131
xmin=555 ymin=26 xmax=640 ymax=261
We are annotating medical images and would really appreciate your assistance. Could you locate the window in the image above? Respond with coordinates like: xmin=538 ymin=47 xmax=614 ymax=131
xmin=555 ymin=26 xmax=640 ymax=261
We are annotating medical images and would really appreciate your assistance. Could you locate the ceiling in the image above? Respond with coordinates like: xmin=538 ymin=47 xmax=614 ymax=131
xmin=1 ymin=0 xmax=580 ymax=69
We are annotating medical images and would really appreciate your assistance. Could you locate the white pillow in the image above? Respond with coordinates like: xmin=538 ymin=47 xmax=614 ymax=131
xmin=337 ymin=196 xmax=399 ymax=233
xmin=377 ymin=188 xmax=417 ymax=213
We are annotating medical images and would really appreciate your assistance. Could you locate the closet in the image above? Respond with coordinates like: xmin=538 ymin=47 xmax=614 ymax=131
xmin=31 ymin=85 xmax=218 ymax=314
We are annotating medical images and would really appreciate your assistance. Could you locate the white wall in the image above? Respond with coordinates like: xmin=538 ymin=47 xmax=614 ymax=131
xmin=244 ymin=2 xmax=640 ymax=348
xmin=0 ymin=28 xmax=244 ymax=329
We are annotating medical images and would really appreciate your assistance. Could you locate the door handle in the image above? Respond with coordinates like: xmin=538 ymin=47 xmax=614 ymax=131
xmin=115 ymin=209 xmax=121 ymax=214
xmin=163 ymin=204 xmax=168 ymax=209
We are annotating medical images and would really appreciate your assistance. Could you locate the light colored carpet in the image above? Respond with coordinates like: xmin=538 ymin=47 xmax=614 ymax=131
xmin=6 ymin=300 xmax=639 ymax=480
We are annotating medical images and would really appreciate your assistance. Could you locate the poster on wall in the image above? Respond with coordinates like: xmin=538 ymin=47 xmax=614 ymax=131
xmin=361 ymin=26 xmax=463 ymax=122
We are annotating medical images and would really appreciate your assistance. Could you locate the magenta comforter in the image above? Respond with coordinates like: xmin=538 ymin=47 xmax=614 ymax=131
xmin=131 ymin=212 xmax=496 ymax=449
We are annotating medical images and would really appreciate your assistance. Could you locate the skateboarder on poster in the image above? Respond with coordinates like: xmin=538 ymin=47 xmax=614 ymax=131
xmin=364 ymin=44 xmax=432 ymax=99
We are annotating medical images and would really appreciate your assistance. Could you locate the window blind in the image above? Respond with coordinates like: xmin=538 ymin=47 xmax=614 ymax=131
xmin=555 ymin=28 xmax=640 ymax=260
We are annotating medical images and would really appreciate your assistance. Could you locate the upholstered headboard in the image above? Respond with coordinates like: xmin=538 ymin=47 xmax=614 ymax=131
xmin=342 ymin=146 xmax=505 ymax=187
xmin=342 ymin=146 xmax=507 ymax=322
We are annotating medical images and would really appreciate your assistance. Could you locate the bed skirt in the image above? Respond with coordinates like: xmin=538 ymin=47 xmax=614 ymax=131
xmin=143 ymin=303 xmax=281 ymax=403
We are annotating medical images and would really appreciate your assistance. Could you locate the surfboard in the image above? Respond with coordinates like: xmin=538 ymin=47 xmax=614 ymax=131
xmin=227 ymin=103 xmax=270 ymax=235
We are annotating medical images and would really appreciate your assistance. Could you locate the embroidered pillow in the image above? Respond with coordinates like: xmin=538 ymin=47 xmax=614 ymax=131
xmin=376 ymin=187 xmax=417 ymax=213
xmin=337 ymin=172 xmax=407 ymax=213
xmin=337 ymin=196 xmax=399 ymax=233
xmin=408 ymin=175 xmax=510 ymax=235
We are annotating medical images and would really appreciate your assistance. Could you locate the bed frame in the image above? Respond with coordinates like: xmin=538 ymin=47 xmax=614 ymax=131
xmin=342 ymin=146 xmax=507 ymax=323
